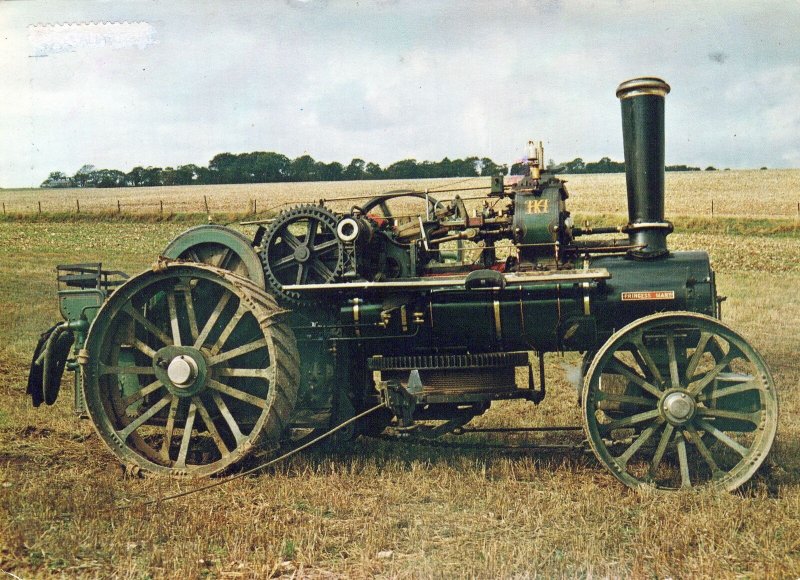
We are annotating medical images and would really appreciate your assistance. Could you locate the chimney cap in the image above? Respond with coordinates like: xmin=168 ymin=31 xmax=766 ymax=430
xmin=616 ymin=77 xmax=671 ymax=100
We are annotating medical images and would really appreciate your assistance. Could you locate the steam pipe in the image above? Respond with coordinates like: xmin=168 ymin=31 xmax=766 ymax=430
xmin=616 ymin=77 xmax=672 ymax=259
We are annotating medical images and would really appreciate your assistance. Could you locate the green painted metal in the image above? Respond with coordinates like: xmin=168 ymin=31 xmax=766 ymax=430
xmin=582 ymin=311 xmax=778 ymax=491
xmin=58 ymin=289 xmax=105 ymax=323
xmin=514 ymin=177 xmax=568 ymax=250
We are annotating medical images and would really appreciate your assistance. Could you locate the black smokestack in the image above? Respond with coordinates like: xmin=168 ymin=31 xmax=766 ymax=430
xmin=616 ymin=77 xmax=672 ymax=259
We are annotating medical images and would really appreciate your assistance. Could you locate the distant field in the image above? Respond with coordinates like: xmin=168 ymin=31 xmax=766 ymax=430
xmin=2 ymin=169 xmax=800 ymax=218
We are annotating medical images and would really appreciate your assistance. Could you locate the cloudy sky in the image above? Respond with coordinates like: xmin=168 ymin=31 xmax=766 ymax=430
xmin=1 ymin=0 xmax=799 ymax=187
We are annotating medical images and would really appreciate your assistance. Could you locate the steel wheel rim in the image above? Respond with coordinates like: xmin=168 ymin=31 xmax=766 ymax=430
xmin=582 ymin=311 xmax=778 ymax=491
xmin=83 ymin=264 xmax=294 ymax=476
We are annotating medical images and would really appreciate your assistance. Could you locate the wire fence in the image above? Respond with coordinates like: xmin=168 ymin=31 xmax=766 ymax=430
xmin=1 ymin=196 xmax=799 ymax=220
xmin=0 ymin=196 xmax=268 ymax=217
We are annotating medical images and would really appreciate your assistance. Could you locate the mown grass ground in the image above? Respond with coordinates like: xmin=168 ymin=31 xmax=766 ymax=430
xmin=1 ymin=210 xmax=799 ymax=577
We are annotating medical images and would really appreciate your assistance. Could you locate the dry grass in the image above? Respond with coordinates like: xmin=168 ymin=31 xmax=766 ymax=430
xmin=2 ymin=169 xmax=800 ymax=218
xmin=1 ymin=212 xmax=799 ymax=577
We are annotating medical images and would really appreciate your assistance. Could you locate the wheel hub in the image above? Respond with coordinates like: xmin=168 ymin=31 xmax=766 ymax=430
xmin=661 ymin=391 xmax=696 ymax=424
xmin=153 ymin=346 xmax=208 ymax=397
xmin=167 ymin=355 xmax=198 ymax=387
xmin=293 ymin=245 xmax=311 ymax=262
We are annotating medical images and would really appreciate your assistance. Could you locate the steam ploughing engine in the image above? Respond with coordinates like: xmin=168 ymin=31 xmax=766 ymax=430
xmin=28 ymin=78 xmax=778 ymax=490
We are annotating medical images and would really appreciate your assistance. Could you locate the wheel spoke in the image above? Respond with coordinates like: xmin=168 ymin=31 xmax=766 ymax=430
xmin=696 ymin=419 xmax=749 ymax=457
xmin=100 ymin=365 xmax=155 ymax=376
xmin=676 ymin=431 xmax=692 ymax=488
xmin=207 ymin=379 xmax=267 ymax=408
xmin=175 ymin=401 xmax=197 ymax=467
xmin=216 ymin=248 xmax=234 ymax=269
xmin=193 ymin=396 xmax=229 ymax=456
xmin=305 ymin=219 xmax=317 ymax=247
xmin=597 ymin=392 xmax=657 ymax=407
xmin=160 ymin=395 xmax=180 ymax=461
xmin=648 ymin=423 xmax=674 ymax=478
xmin=309 ymin=259 xmax=334 ymax=282
xmin=118 ymin=394 xmax=172 ymax=440
xmin=695 ymin=407 xmax=760 ymax=426
xmin=166 ymin=289 xmax=182 ymax=346
xmin=313 ymin=239 xmax=340 ymax=254
xmin=182 ymin=286 xmax=200 ymax=342
xmin=209 ymin=305 xmax=246 ymax=356
xmin=209 ymin=390 xmax=246 ymax=444
xmin=130 ymin=338 xmax=157 ymax=359
xmin=123 ymin=305 xmax=173 ymax=346
xmin=616 ymin=423 xmax=659 ymax=467
xmin=282 ymin=230 xmax=302 ymax=250
xmin=216 ymin=367 xmax=271 ymax=379
xmin=185 ymin=249 xmax=202 ymax=263
xmin=684 ymin=331 xmax=712 ymax=381
xmin=601 ymin=408 xmax=661 ymax=432
xmin=271 ymin=254 xmax=296 ymax=270
xmin=687 ymin=348 xmax=740 ymax=396
xmin=631 ymin=336 xmax=664 ymax=387
xmin=686 ymin=424 xmax=723 ymax=478
xmin=665 ymin=330 xmax=681 ymax=389
xmin=208 ymin=338 xmax=268 ymax=366
xmin=122 ymin=379 xmax=164 ymax=407
xmin=194 ymin=290 xmax=232 ymax=349
xmin=607 ymin=357 xmax=662 ymax=398
xmin=295 ymin=264 xmax=306 ymax=285
xmin=697 ymin=380 xmax=759 ymax=402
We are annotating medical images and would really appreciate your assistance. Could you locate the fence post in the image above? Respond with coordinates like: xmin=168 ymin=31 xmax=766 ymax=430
xmin=2 ymin=202 xmax=5 ymax=215
xmin=38 ymin=201 xmax=42 ymax=214
xmin=203 ymin=195 xmax=209 ymax=215
xmin=117 ymin=200 xmax=121 ymax=214
xmin=711 ymin=199 xmax=714 ymax=216
xmin=253 ymin=199 xmax=257 ymax=215
xmin=160 ymin=200 xmax=164 ymax=215
xmin=76 ymin=199 xmax=80 ymax=214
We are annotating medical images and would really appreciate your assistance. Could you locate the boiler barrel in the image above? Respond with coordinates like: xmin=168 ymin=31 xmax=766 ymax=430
xmin=339 ymin=251 xmax=716 ymax=353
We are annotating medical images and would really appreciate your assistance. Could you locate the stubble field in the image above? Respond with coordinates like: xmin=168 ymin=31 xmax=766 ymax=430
xmin=1 ymin=169 xmax=799 ymax=218
xmin=1 ymin=174 xmax=800 ymax=578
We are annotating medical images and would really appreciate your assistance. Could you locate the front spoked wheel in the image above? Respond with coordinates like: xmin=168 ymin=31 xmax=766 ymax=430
xmin=582 ymin=311 xmax=777 ymax=491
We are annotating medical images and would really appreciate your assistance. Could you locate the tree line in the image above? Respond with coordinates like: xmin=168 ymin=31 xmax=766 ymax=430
xmin=40 ymin=152 xmax=509 ymax=188
xmin=546 ymin=158 xmax=702 ymax=174
xmin=40 ymin=152 xmax=707 ymax=189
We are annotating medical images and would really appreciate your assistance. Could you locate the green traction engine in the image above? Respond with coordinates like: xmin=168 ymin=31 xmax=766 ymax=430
xmin=28 ymin=78 xmax=777 ymax=490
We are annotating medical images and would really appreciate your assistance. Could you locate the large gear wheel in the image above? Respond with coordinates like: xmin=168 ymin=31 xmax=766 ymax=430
xmin=260 ymin=205 xmax=344 ymax=304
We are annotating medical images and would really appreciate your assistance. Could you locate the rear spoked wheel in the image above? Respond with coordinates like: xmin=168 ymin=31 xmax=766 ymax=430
xmin=82 ymin=264 xmax=299 ymax=476
xmin=582 ymin=312 xmax=777 ymax=491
